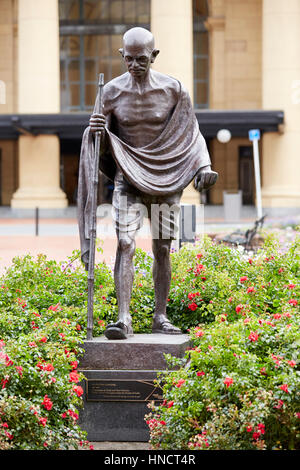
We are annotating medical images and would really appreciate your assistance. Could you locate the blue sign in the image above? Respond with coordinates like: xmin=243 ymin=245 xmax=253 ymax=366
xmin=249 ymin=129 xmax=261 ymax=141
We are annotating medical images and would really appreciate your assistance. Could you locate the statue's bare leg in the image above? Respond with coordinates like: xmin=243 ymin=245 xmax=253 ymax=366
xmin=105 ymin=233 xmax=135 ymax=339
xmin=151 ymin=238 xmax=182 ymax=334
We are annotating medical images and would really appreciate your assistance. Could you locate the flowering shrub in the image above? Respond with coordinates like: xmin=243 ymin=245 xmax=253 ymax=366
xmin=145 ymin=231 xmax=299 ymax=450
xmin=166 ymin=232 xmax=299 ymax=331
xmin=146 ymin=309 xmax=300 ymax=450
xmin=0 ymin=308 xmax=95 ymax=449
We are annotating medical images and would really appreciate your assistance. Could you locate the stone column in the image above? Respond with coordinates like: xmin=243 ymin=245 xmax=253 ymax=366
xmin=261 ymin=0 xmax=300 ymax=212
xmin=11 ymin=0 xmax=67 ymax=208
xmin=151 ymin=0 xmax=200 ymax=204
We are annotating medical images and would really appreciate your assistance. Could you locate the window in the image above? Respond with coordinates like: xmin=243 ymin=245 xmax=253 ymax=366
xmin=59 ymin=0 xmax=150 ymax=111
xmin=193 ymin=0 xmax=209 ymax=109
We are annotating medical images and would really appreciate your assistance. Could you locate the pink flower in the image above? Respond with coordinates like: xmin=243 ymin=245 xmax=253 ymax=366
xmin=28 ymin=341 xmax=37 ymax=348
xmin=175 ymin=378 xmax=186 ymax=388
xmin=288 ymin=299 xmax=298 ymax=306
xmin=248 ymin=331 xmax=259 ymax=342
xmin=288 ymin=284 xmax=296 ymax=289
xmin=240 ymin=276 xmax=248 ymax=283
xmin=223 ymin=377 xmax=234 ymax=388
xmin=15 ymin=366 xmax=23 ymax=377
xmin=195 ymin=329 xmax=204 ymax=338
xmin=228 ymin=296 xmax=233 ymax=303
xmin=287 ymin=360 xmax=296 ymax=367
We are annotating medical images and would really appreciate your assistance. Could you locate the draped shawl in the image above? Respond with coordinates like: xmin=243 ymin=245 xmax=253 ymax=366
xmin=77 ymin=81 xmax=211 ymax=266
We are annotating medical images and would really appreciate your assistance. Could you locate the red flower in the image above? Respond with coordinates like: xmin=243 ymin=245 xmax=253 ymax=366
xmin=167 ymin=401 xmax=174 ymax=408
xmin=252 ymin=432 xmax=260 ymax=440
xmin=248 ymin=259 xmax=253 ymax=264
xmin=278 ymin=267 xmax=284 ymax=273
xmin=240 ymin=276 xmax=248 ymax=283
xmin=223 ymin=377 xmax=234 ymax=388
xmin=196 ymin=371 xmax=205 ymax=377
xmin=48 ymin=303 xmax=60 ymax=311
xmin=188 ymin=302 xmax=197 ymax=311
xmin=69 ymin=371 xmax=80 ymax=383
xmin=288 ymin=299 xmax=298 ymax=306
xmin=70 ymin=361 xmax=78 ymax=370
xmin=188 ymin=292 xmax=196 ymax=300
xmin=28 ymin=341 xmax=37 ymax=348
xmin=73 ymin=385 xmax=84 ymax=397
xmin=44 ymin=363 xmax=54 ymax=372
xmin=159 ymin=420 xmax=166 ymax=425
xmin=4 ymin=430 xmax=13 ymax=440
xmin=248 ymin=331 xmax=259 ymax=342
xmin=42 ymin=395 xmax=53 ymax=411
xmin=246 ymin=425 xmax=252 ymax=432
xmin=228 ymin=297 xmax=233 ymax=303
xmin=196 ymin=253 xmax=203 ymax=259
xmin=288 ymin=284 xmax=296 ymax=289
xmin=287 ymin=360 xmax=296 ymax=367
xmin=279 ymin=384 xmax=289 ymax=393
xmin=235 ymin=304 xmax=244 ymax=314
xmin=274 ymin=399 xmax=284 ymax=409
xmin=38 ymin=417 xmax=47 ymax=426
xmin=259 ymin=367 xmax=267 ymax=376
xmin=257 ymin=423 xmax=265 ymax=434
xmin=39 ymin=336 xmax=47 ymax=343
xmin=247 ymin=286 xmax=255 ymax=294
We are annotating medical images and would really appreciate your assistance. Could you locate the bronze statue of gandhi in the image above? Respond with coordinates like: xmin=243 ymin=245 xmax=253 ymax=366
xmin=81 ymin=27 xmax=218 ymax=339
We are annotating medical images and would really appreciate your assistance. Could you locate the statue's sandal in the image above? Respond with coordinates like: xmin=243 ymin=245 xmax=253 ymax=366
xmin=152 ymin=319 xmax=182 ymax=335
xmin=104 ymin=320 xmax=133 ymax=340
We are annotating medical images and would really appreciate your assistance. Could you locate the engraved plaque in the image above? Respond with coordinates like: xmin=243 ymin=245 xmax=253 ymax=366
xmin=86 ymin=379 xmax=163 ymax=402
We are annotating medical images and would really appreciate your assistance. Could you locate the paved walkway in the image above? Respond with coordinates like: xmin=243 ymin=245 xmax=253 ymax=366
xmin=0 ymin=205 xmax=298 ymax=275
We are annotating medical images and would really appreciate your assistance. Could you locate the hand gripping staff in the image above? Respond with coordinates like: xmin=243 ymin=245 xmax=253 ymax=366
xmin=87 ymin=73 xmax=104 ymax=340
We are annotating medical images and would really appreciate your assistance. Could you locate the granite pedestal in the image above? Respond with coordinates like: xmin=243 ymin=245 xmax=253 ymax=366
xmin=78 ymin=334 xmax=190 ymax=442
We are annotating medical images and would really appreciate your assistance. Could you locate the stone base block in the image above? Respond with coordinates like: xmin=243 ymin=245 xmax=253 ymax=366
xmin=78 ymin=334 xmax=191 ymax=442
xmin=79 ymin=333 xmax=191 ymax=370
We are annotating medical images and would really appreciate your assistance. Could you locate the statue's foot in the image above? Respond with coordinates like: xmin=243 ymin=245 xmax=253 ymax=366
xmin=104 ymin=320 xmax=133 ymax=340
xmin=152 ymin=316 xmax=182 ymax=335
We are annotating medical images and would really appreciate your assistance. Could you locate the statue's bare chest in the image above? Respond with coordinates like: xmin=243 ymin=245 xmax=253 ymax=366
xmin=112 ymin=89 xmax=176 ymax=127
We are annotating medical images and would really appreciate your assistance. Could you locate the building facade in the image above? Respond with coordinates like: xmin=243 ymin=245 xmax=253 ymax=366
xmin=0 ymin=0 xmax=299 ymax=214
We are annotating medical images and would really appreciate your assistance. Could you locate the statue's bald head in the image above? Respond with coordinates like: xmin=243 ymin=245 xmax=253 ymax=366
xmin=123 ymin=27 xmax=155 ymax=52
xmin=119 ymin=27 xmax=159 ymax=79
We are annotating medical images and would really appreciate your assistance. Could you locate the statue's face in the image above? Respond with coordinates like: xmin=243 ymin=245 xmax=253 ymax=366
xmin=123 ymin=43 xmax=154 ymax=78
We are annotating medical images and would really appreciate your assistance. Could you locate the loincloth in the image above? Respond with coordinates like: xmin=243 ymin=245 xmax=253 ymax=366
xmin=112 ymin=170 xmax=182 ymax=240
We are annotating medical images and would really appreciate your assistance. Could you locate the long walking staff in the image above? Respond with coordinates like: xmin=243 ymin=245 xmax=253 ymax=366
xmin=87 ymin=73 xmax=105 ymax=340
